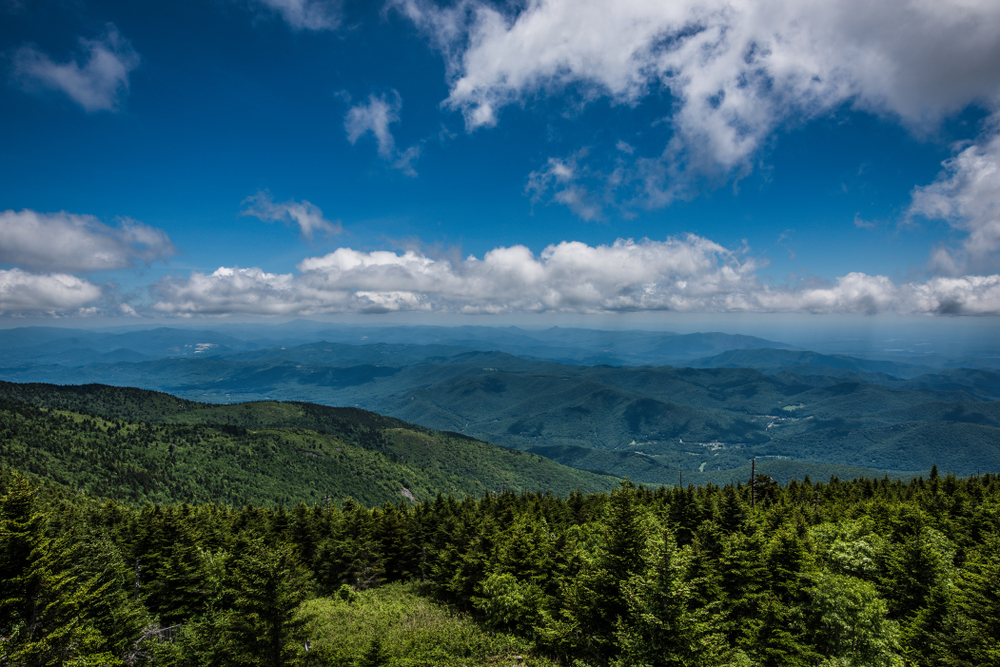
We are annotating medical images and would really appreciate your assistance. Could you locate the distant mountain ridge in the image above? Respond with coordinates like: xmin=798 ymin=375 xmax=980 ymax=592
xmin=2 ymin=324 xmax=999 ymax=484
xmin=688 ymin=348 xmax=936 ymax=378
xmin=3 ymin=347 xmax=998 ymax=482
xmin=0 ymin=324 xmax=795 ymax=367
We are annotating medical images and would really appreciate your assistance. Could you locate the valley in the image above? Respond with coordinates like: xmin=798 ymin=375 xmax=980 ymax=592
xmin=3 ymin=323 xmax=1000 ymax=484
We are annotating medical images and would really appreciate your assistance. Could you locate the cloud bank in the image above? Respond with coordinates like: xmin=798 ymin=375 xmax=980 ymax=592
xmin=0 ymin=269 xmax=103 ymax=313
xmin=0 ymin=209 xmax=176 ymax=273
xmin=241 ymin=191 xmax=342 ymax=241
xmin=394 ymin=0 xmax=1000 ymax=210
xmin=14 ymin=25 xmax=140 ymax=112
xmin=150 ymin=236 xmax=1000 ymax=317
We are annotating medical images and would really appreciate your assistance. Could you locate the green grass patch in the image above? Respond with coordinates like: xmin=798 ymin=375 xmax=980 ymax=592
xmin=297 ymin=582 xmax=557 ymax=667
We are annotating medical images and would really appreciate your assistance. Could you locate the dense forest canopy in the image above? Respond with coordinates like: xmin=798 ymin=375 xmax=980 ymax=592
xmin=3 ymin=464 xmax=1000 ymax=665
xmin=1 ymin=381 xmax=999 ymax=666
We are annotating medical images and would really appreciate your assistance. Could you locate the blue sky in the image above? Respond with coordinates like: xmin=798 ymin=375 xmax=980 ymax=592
xmin=2 ymin=0 xmax=1000 ymax=327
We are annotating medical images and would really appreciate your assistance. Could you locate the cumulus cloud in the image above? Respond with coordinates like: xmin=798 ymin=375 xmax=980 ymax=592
xmin=241 ymin=191 xmax=342 ymax=241
xmin=14 ymin=25 xmax=140 ymax=112
xmin=0 ymin=268 xmax=103 ymax=313
xmin=249 ymin=0 xmax=341 ymax=31
xmin=150 ymin=235 xmax=1000 ymax=316
xmin=344 ymin=91 xmax=422 ymax=176
xmin=0 ymin=209 xmax=176 ymax=273
xmin=909 ymin=120 xmax=1000 ymax=275
xmin=393 ymin=0 xmax=1000 ymax=210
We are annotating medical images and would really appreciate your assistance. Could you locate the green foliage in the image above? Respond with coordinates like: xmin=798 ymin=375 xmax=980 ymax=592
xmin=4 ymin=415 xmax=1000 ymax=667
xmin=216 ymin=538 xmax=312 ymax=667
xmin=296 ymin=582 xmax=553 ymax=666
xmin=800 ymin=572 xmax=903 ymax=667
xmin=7 ymin=335 xmax=1000 ymax=483
xmin=809 ymin=518 xmax=888 ymax=580
xmin=0 ymin=473 xmax=148 ymax=666
xmin=472 ymin=572 xmax=544 ymax=635
xmin=614 ymin=530 xmax=730 ymax=667
xmin=0 ymin=384 xmax=617 ymax=508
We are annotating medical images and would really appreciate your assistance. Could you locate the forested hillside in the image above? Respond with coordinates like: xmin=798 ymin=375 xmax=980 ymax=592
xmin=2 ymin=466 xmax=999 ymax=666
xmin=0 ymin=381 xmax=617 ymax=505
xmin=3 ymin=380 xmax=999 ymax=666
xmin=6 ymin=341 xmax=1000 ymax=483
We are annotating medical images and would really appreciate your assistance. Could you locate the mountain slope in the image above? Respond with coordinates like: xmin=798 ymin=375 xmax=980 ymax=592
xmin=0 ymin=382 xmax=618 ymax=506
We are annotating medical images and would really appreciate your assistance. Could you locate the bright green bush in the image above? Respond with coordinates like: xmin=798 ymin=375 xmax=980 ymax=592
xmin=296 ymin=582 xmax=556 ymax=667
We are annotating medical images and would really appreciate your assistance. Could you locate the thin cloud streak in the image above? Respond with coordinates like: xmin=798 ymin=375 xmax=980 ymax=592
xmin=344 ymin=91 xmax=422 ymax=176
xmin=241 ymin=191 xmax=342 ymax=241
xmin=13 ymin=24 xmax=139 ymax=112
xmin=251 ymin=0 xmax=341 ymax=30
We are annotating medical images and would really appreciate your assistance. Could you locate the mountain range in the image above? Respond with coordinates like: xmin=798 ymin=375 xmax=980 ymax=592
xmin=2 ymin=323 xmax=999 ymax=484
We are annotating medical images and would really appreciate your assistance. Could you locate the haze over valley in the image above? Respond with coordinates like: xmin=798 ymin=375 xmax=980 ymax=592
xmin=4 ymin=322 xmax=999 ymax=485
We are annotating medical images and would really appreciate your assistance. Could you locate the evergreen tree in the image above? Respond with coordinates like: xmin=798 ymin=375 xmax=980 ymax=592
xmin=0 ymin=476 xmax=140 ymax=665
xmin=939 ymin=537 xmax=1000 ymax=666
xmin=217 ymin=538 xmax=312 ymax=667
xmin=615 ymin=528 xmax=729 ymax=667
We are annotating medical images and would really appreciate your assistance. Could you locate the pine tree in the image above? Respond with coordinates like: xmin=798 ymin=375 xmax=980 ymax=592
xmin=939 ymin=537 xmax=1000 ymax=666
xmin=0 ymin=475 xmax=140 ymax=665
xmin=541 ymin=480 xmax=651 ymax=663
xmin=615 ymin=528 xmax=730 ymax=667
xmin=0 ymin=472 xmax=43 ymax=634
xmin=217 ymin=537 xmax=312 ymax=667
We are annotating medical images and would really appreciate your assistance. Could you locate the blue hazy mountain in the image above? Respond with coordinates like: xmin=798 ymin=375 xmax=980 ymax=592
xmin=2 ymin=323 xmax=999 ymax=483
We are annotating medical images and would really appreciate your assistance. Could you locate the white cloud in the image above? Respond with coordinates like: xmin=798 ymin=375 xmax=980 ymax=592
xmin=344 ymin=91 xmax=422 ymax=175
xmin=241 ymin=191 xmax=342 ymax=241
xmin=345 ymin=92 xmax=401 ymax=159
xmin=526 ymin=151 xmax=608 ymax=221
xmin=853 ymin=213 xmax=875 ymax=229
xmin=250 ymin=0 xmax=341 ymax=30
xmin=152 ymin=266 xmax=312 ymax=316
xmin=0 ymin=268 xmax=103 ymax=313
xmin=393 ymin=146 xmax=423 ymax=178
xmin=394 ymin=0 xmax=1000 ymax=208
xmin=0 ymin=209 xmax=176 ymax=273
xmin=907 ymin=274 xmax=1000 ymax=315
xmin=14 ymin=25 xmax=140 ymax=112
xmin=150 ymin=235 xmax=1000 ymax=316
xmin=909 ymin=120 xmax=1000 ymax=274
